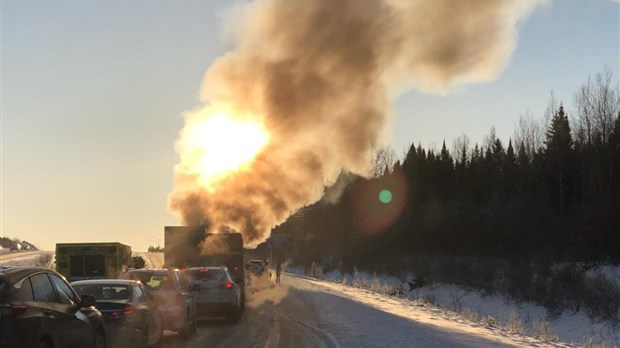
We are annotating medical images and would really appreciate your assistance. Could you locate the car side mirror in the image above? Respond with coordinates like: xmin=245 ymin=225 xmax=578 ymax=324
xmin=80 ymin=294 xmax=96 ymax=308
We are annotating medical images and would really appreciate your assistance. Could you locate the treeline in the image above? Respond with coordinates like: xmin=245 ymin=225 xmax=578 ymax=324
xmin=276 ymin=69 xmax=620 ymax=271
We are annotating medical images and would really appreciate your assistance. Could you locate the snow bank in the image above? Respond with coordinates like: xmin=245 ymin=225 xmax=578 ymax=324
xmin=299 ymin=266 xmax=620 ymax=347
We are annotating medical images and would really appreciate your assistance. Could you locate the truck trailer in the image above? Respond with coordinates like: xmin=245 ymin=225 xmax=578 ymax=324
xmin=164 ymin=226 xmax=245 ymax=303
xmin=55 ymin=242 xmax=132 ymax=282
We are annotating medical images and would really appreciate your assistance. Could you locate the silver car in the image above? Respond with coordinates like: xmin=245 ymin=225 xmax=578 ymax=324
xmin=120 ymin=269 xmax=197 ymax=339
xmin=185 ymin=267 xmax=242 ymax=323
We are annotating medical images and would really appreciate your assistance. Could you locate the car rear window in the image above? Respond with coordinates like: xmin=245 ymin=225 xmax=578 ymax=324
xmin=123 ymin=272 xmax=175 ymax=290
xmin=73 ymin=284 xmax=130 ymax=300
xmin=185 ymin=269 xmax=226 ymax=281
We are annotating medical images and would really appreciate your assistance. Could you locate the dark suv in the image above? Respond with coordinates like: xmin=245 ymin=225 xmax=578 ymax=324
xmin=120 ymin=268 xmax=196 ymax=338
xmin=0 ymin=266 xmax=106 ymax=348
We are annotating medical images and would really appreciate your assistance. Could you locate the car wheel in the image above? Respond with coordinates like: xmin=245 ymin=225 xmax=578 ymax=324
xmin=149 ymin=314 xmax=164 ymax=347
xmin=37 ymin=338 xmax=52 ymax=348
xmin=138 ymin=325 xmax=150 ymax=348
xmin=178 ymin=325 xmax=189 ymax=340
xmin=189 ymin=316 xmax=197 ymax=335
xmin=229 ymin=308 xmax=241 ymax=323
xmin=93 ymin=329 xmax=106 ymax=348
xmin=240 ymin=292 xmax=246 ymax=312
xmin=178 ymin=314 xmax=191 ymax=340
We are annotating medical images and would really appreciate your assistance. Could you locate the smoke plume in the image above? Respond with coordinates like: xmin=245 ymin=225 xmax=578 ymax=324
xmin=169 ymin=0 xmax=546 ymax=246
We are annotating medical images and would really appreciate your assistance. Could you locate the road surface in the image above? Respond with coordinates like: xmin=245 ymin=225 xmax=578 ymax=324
xmin=156 ymin=274 xmax=562 ymax=348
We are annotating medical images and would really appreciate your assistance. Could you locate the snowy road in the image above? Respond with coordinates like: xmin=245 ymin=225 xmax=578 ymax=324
xmin=158 ymin=274 xmax=562 ymax=348
xmin=0 ymin=252 xmax=567 ymax=347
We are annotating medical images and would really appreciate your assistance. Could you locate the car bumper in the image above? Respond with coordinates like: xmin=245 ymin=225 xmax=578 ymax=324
xmin=105 ymin=320 xmax=143 ymax=347
xmin=196 ymin=303 xmax=238 ymax=317
xmin=158 ymin=308 xmax=188 ymax=331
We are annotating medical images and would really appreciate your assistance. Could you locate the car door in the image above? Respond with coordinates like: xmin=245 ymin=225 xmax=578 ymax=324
xmin=8 ymin=275 xmax=48 ymax=347
xmin=29 ymin=273 xmax=68 ymax=346
xmin=47 ymin=273 xmax=94 ymax=348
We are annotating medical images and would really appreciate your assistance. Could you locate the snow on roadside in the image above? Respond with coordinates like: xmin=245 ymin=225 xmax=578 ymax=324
xmin=0 ymin=251 xmax=54 ymax=267
xmin=409 ymin=282 xmax=618 ymax=347
xmin=289 ymin=273 xmax=571 ymax=348
xmin=289 ymin=266 xmax=619 ymax=347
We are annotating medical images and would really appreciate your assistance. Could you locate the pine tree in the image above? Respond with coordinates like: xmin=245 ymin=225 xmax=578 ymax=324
xmin=504 ymin=139 xmax=517 ymax=196
xmin=545 ymin=104 xmax=576 ymax=214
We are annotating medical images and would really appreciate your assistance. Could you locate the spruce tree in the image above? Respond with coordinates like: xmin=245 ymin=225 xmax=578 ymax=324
xmin=545 ymin=104 xmax=576 ymax=215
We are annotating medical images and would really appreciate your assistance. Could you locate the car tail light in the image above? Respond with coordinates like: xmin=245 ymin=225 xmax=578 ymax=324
xmin=111 ymin=305 xmax=136 ymax=317
xmin=218 ymin=282 xmax=233 ymax=290
xmin=233 ymin=266 xmax=239 ymax=271
xmin=123 ymin=305 xmax=136 ymax=316
xmin=199 ymin=268 xmax=209 ymax=272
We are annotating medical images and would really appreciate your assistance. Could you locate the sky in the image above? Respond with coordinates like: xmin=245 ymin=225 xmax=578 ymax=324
xmin=1 ymin=0 xmax=619 ymax=251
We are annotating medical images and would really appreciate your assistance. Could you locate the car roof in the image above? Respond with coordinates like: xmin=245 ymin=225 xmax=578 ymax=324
xmin=0 ymin=266 xmax=58 ymax=285
xmin=123 ymin=269 xmax=179 ymax=275
xmin=186 ymin=266 xmax=226 ymax=271
xmin=70 ymin=279 xmax=140 ymax=286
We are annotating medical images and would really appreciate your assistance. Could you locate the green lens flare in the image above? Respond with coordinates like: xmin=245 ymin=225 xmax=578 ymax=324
xmin=379 ymin=189 xmax=393 ymax=204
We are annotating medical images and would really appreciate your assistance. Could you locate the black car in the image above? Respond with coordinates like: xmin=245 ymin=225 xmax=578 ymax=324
xmin=72 ymin=279 xmax=163 ymax=348
xmin=0 ymin=266 xmax=106 ymax=348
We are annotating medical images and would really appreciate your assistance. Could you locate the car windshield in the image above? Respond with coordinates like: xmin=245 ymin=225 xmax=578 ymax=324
xmin=73 ymin=284 xmax=129 ymax=300
xmin=186 ymin=269 xmax=227 ymax=281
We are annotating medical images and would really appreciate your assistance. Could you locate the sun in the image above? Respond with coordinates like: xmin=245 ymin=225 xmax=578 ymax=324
xmin=177 ymin=103 xmax=269 ymax=188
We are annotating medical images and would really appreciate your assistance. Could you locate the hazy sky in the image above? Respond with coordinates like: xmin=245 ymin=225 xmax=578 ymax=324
xmin=2 ymin=1 xmax=619 ymax=251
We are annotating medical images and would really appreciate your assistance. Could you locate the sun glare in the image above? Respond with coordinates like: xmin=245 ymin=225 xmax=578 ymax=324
xmin=180 ymin=104 xmax=269 ymax=187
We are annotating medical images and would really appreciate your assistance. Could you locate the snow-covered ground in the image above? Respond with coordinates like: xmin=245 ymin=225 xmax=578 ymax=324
xmin=0 ymin=250 xmax=54 ymax=267
xmin=288 ymin=266 xmax=619 ymax=347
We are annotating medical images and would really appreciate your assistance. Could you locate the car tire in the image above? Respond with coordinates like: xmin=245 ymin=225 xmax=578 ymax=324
xmin=141 ymin=323 xmax=158 ymax=348
xmin=93 ymin=329 xmax=106 ymax=348
xmin=189 ymin=317 xmax=197 ymax=335
xmin=149 ymin=314 xmax=164 ymax=347
xmin=178 ymin=325 xmax=189 ymax=340
xmin=240 ymin=292 xmax=246 ymax=312
xmin=229 ymin=308 xmax=241 ymax=323
xmin=37 ymin=338 xmax=52 ymax=348
xmin=178 ymin=314 xmax=193 ymax=340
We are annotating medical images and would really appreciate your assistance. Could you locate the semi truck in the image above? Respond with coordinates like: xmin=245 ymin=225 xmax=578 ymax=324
xmin=55 ymin=242 xmax=132 ymax=282
xmin=164 ymin=226 xmax=246 ymax=304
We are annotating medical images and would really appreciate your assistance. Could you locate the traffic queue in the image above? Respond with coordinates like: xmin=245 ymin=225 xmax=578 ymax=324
xmin=0 ymin=262 xmax=247 ymax=348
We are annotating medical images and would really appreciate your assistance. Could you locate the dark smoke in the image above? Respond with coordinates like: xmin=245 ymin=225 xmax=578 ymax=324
xmin=169 ymin=0 xmax=546 ymax=246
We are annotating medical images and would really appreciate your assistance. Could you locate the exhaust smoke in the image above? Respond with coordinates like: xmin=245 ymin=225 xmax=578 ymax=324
xmin=169 ymin=0 xmax=546 ymax=246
